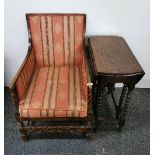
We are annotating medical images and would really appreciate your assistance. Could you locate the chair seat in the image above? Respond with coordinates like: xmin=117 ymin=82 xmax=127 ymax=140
xmin=19 ymin=66 xmax=87 ymax=118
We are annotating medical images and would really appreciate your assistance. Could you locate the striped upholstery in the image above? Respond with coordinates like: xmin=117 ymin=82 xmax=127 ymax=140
xmin=16 ymin=14 xmax=88 ymax=118
xmin=27 ymin=14 xmax=85 ymax=67
xmin=19 ymin=66 xmax=87 ymax=118
xmin=16 ymin=50 xmax=35 ymax=100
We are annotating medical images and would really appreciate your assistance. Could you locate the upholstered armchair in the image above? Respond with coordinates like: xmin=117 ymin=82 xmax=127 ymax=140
xmin=10 ymin=14 xmax=94 ymax=140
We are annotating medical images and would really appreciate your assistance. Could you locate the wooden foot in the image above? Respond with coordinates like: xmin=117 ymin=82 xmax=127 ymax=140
xmin=85 ymin=131 xmax=93 ymax=141
xmin=21 ymin=134 xmax=28 ymax=141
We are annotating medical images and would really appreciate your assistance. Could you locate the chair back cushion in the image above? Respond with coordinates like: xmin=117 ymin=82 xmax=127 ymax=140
xmin=27 ymin=14 xmax=86 ymax=67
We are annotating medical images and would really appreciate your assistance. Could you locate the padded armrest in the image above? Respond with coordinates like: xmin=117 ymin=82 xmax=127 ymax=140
xmin=10 ymin=48 xmax=35 ymax=100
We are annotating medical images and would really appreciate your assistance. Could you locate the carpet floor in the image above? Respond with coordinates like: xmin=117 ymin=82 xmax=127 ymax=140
xmin=4 ymin=88 xmax=150 ymax=155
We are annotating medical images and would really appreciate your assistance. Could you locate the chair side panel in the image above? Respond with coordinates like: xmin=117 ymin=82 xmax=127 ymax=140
xmin=15 ymin=50 xmax=35 ymax=100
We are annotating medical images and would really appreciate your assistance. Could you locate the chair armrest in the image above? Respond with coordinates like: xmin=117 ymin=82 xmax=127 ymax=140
xmin=9 ymin=47 xmax=35 ymax=100
xmin=79 ymin=46 xmax=93 ymax=104
xmin=84 ymin=46 xmax=93 ymax=89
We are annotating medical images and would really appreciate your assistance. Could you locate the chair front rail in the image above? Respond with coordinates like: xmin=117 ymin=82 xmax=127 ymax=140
xmin=19 ymin=125 xmax=90 ymax=133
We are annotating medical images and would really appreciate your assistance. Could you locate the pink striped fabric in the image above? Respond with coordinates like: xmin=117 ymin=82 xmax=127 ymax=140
xmin=16 ymin=50 xmax=35 ymax=100
xmin=27 ymin=14 xmax=85 ymax=67
xmin=16 ymin=14 xmax=88 ymax=118
xmin=19 ymin=66 xmax=87 ymax=118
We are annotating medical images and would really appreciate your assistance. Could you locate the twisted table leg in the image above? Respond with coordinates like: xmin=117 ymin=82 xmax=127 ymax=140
xmin=118 ymin=89 xmax=132 ymax=130
xmin=94 ymin=84 xmax=105 ymax=132
xmin=116 ymin=84 xmax=128 ymax=119
xmin=96 ymin=85 xmax=105 ymax=118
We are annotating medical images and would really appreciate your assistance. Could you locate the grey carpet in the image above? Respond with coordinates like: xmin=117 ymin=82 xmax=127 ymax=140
xmin=4 ymin=88 xmax=150 ymax=155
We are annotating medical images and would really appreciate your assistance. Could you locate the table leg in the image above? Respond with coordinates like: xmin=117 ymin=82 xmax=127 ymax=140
xmin=116 ymin=84 xmax=128 ymax=119
xmin=108 ymin=84 xmax=118 ymax=112
xmin=108 ymin=83 xmax=133 ymax=130
xmin=94 ymin=81 xmax=134 ymax=131
xmin=118 ymin=88 xmax=132 ymax=130
xmin=94 ymin=84 xmax=105 ymax=131
xmin=107 ymin=83 xmax=115 ymax=94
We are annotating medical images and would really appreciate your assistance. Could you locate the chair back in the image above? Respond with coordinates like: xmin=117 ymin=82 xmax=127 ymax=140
xmin=27 ymin=14 xmax=86 ymax=67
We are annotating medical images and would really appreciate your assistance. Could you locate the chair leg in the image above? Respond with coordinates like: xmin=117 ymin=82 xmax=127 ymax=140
xmin=18 ymin=121 xmax=28 ymax=141
xmin=85 ymin=130 xmax=93 ymax=141
xmin=20 ymin=132 xmax=28 ymax=141
xmin=11 ymin=89 xmax=28 ymax=141
xmin=84 ymin=122 xmax=93 ymax=141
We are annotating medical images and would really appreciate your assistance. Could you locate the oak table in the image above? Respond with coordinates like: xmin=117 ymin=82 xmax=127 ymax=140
xmin=88 ymin=36 xmax=145 ymax=131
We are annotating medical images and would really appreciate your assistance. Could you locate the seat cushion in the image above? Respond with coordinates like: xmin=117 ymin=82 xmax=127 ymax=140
xmin=19 ymin=66 xmax=87 ymax=118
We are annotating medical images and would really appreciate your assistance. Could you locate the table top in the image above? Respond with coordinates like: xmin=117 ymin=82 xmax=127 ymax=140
xmin=89 ymin=36 xmax=144 ymax=75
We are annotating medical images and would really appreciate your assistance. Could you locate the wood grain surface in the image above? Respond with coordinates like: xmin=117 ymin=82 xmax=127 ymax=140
xmin=89 ymin=36 xmax=144 ymax=75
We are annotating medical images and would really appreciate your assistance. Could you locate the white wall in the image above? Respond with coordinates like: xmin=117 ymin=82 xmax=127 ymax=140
xmin=4 ymin=0 xmax=150 ymax=87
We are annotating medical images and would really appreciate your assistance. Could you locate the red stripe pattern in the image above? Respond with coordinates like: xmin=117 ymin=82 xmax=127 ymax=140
xmin=28 ymin=14 xmax=85 ymax=67
xmin=17 ymin=14 xmax=88 ymax=118
xmin=16 ymin=50 xmax=35 ymax=100
xmin=19 ymin=66 xmax=87 ymax=118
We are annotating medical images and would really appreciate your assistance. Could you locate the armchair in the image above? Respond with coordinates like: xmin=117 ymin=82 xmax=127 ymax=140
xmin=10 ymin=13 xmax=94 ymax=140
